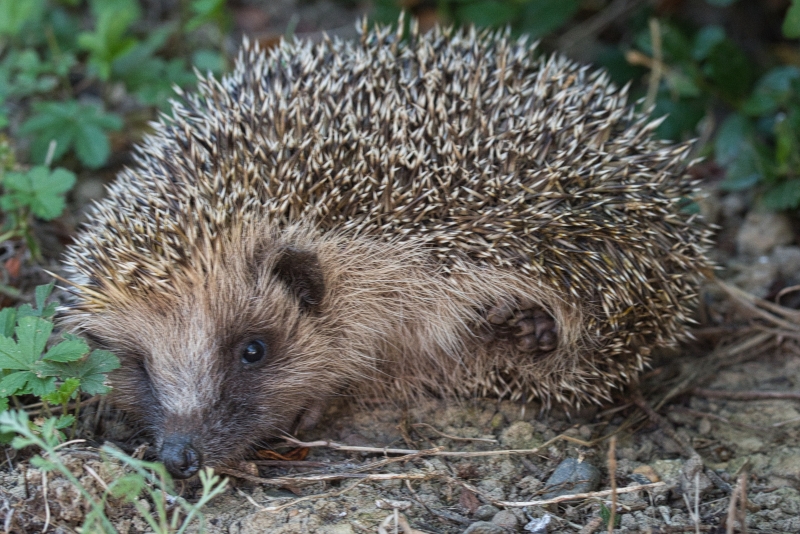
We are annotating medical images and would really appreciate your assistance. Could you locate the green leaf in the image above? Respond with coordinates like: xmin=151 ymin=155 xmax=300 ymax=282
xmin=665 ymin=70 xmax=701 ymax=98
xmin=692 ymin=25 xmax=725 ymax=61
xmin=79 ymin=4 xmax=140 ymax=81
xmin=520 ymin=0 xmax=580 ymax=38
xmin=79 ymin=350 xmax=120 ymax=395
xmin=719 ymin=143 xmax=765 ymax=191
xmin=54 ymin=414 xmax=75 ymax=429
xmin=0 ymin=336 xmax=26 ymax=370
xmin=703 ymin=39 xmax=753 ymax=100
xmin=20 ymin=100 xmax=121 ymax=168
xmin=651 ymin=96 xmax=706 ymax=141
xmin=192 ymin=50 xmax=225 ymax=77
xmin=88 ymin=0 xmax=141 ymax=20
xmin=715 ymin=113 xmax=753 ymax=166
xmin=775 ymin=115 xmax=798 ymax=170
xmin=742 ymin=66 xmax=800 ymax=116
xmin=762 ymin=179 xmax=800 ymax=211
xmin=784 ymin=0 xmax=800 ymax=38
xmin=598 ymin=500 xmax=622 ymax=527
xmin=0 ymin=397 xmax=8 ymax=412
xmin=34 ymin=282 xmax=54 ymax=314
xmin=74 ymin=124 xmax=111 ymax=170
xmin=15 ymin=316 xmax=53 ymax=361
xmin=659 ymin=24 xmax=694 ymax=63
xmin=109 ymin=473 xmax=146 ymax=501
xmin=1 ymin=166 xmax=76 ymax=220
xmin=0 ymin=370 xmax=30 ymax=397
xmin=0 ymin=308 xmax=17 ymax=338
xmin=456 ymin=1 xmax=517 ymax=28
xmin=43 ymin=339 xmax=90 ymax=363
xmin=42 ymin=377 xmax=80 ymax=405
xmin=29 ymin=127 xmax=75 ymax=165
xmin=186 ymin=0 xmax=229 ymax=32
xmin=371 ymin=0 xmax=402 ymax=25
xmin=22 ymin=373 xmax=56 ymax=397
xmin=47 ymin=349 xmax=120 ymax=396
xmin=0 ymin=0 xmax=45 ymax=38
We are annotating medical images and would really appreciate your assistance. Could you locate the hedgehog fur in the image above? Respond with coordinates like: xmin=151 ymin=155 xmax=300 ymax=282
xmin=61 ymin=19 xmax=713 ymax=477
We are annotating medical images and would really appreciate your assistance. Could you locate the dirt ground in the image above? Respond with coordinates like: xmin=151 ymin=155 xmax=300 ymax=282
xmin=3 ymin=2 xmax=800 ymax=533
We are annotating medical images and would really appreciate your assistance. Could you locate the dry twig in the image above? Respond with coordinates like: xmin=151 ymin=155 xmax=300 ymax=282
xmin=645 ymin=18 xmax=663 ymax=110
xmin=607 ymin=436 xmax=617 ymax=534
xmin=579 ymin=515 xmax=603 ymax=534
xmin=693 ymin=388 xmax=800 ymax=401
xmin=215 ymin=467 xmax=437 ymax=487
xmin=411 ymin=423 xmax=497 ymax=443
xmin=492 ymin=481 xmax=665 ymax=507
xmin=726 ymin=464 xmax=750 ymax=534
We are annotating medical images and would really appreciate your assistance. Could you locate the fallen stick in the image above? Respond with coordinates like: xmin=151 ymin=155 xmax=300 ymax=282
xmin=494 ymin=481 xmax=665 ymax=507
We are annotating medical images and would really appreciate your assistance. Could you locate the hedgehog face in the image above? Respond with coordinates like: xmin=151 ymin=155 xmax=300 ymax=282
xmin=78 ymin=239 xmax=337 ymax=479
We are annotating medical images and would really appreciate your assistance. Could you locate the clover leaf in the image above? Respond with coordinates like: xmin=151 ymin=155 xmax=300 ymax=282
xmin=1 ymin=166 xmax=75 ymax=220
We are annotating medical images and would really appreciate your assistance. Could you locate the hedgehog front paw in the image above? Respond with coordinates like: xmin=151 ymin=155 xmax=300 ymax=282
xmin=485 ymin=301 xmax=558 ymax=354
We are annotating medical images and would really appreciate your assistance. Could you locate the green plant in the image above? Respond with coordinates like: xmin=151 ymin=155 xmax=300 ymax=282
xmin=20 ymin=101 xmax=123 ymax=168
xmin=186 ymin=0 xmax=231 ymax=33
xmin=373 ymin=0 xmax=580 ymax=37
xmin=620 ymin=6 xmax=800 ymax=210
xmin=715 ymin=67 xmax=800 ymax=209
xmin=0 ymin=282 xmax=120 ymax=436
xmin=1 ymin=0 xmax=232 ymax=174
xmin=0 ymin=409 xmax=229 ymax=533
xmin=78 ymin=0 xmax=143 ymax=81
xmin=0 ymin=0 xmax=46 ymax=41
xmin=599 ymin=502 xmax=621 ymax=528
xmin=0 ymin=164 xmax=76 ymax=257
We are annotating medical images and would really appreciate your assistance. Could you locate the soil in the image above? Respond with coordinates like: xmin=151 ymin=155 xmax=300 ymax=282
xmin=3 ymin=2 xmax=800 ymax=534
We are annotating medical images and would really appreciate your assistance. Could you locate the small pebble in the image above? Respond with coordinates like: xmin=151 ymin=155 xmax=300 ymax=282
xmin=462 ymin=521 xmax=506 ymax=534
xmin=523 ymin=513 xmax=552 ymax=533
xmin=474 ymin=504 xmax=500 ymax=521
xmin=491 ymin=510 xmax=518 ymax=529
xmin=629 ymin=473 xmax=652 ymax=486
xmin=541 ymin=457 xmax=600 ymax=499
xmin=632 ymin=465 xmax=660 ymax=483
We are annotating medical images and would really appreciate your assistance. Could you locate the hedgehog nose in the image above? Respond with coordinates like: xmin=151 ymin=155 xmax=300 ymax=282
xmin=160 ymin=435 xmax=202 ymax=479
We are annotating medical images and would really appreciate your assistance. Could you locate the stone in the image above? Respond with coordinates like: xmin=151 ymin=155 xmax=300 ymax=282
xmin=499 ymin=421 xmax=543 ymax=450
xmin=773 ymin=246 xmax=800 ymax=280
xmin=541 ymin=458 xmax=600 ymax=499
xmin=474 ymin=505 xmax=500 ymax=521
xmin=490 ymin=510 xmax=518 ymax=529
xmin=680 ymin=454 xmax=714 ymax=497
xmin=462 ymin=521 xmax=506 ymax=534
xmin=523 ymin=513 xmax=552 ymax=533
xmin=651 ymin=459 xmax=683 ymax=486
xmin=736 ymin=211 xmax=794 ymax=257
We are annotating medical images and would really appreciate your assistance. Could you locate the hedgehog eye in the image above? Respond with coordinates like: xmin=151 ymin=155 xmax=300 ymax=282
xmin=241 ymin=340 xmax=268 ymax=364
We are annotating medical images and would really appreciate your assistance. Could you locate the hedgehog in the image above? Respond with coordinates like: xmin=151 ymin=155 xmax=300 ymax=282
xmin=60 ymin=19 xmax=713 ymax=479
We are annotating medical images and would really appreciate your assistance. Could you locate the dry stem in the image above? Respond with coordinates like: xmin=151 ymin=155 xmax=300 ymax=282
xmin=493 ymin=482 xmax=664 ymax=507
xmin=607 ymin=436 xmax=617 ymax=534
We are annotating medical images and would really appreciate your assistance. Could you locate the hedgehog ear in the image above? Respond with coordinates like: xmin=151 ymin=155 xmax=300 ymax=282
xmin=272 ymin=246 xmax=325 ymax=312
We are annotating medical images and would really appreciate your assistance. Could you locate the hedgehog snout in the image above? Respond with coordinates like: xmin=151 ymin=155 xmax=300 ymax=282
xmin=160 ymin=434 xmax=203 ymax=479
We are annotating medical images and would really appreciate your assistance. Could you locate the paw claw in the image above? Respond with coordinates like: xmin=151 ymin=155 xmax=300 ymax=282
xmin=514 ymin=318 xmax=537 ymax=336
xmin=483 ymin=299 xmax=558 ymax=355
xmin=487 ymin=302 xmax=514 ymax=325
xmin=538 ymin=330 xmax=557 ymax=352
xmin=516 ymin=334 xmax=539 ymax=351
